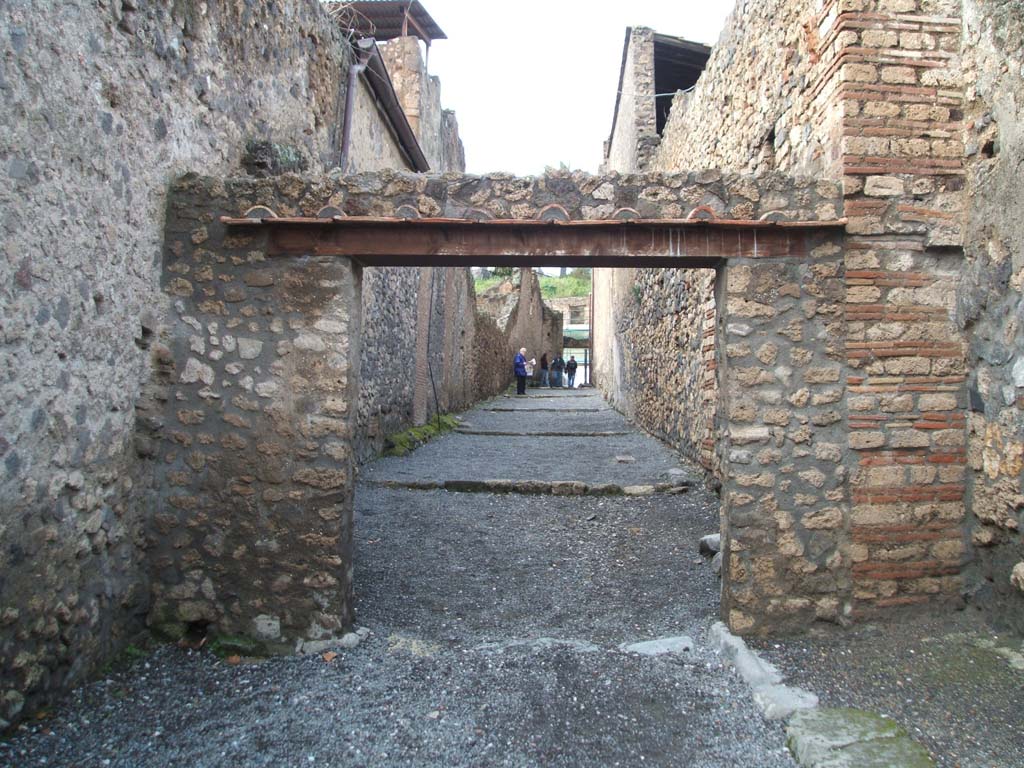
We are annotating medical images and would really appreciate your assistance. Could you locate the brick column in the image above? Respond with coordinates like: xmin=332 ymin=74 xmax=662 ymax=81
xmin=148 ymin=176 xmax=360 ymax=650
xmin=717 ymin=235 xmax=850 ymax=635
xmin=832 ymin=0 xmax=968 ymax=614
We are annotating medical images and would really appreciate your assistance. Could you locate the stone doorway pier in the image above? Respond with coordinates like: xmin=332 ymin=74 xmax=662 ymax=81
xmin=147 ymin=168 xmax=903 ymax=650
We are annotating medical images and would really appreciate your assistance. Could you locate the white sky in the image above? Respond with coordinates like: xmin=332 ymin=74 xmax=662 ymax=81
xmin=420 ymin=0 xmax=735 ymax=175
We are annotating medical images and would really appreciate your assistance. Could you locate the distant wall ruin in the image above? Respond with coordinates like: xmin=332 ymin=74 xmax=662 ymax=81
xmin=476 ymin=271 xmax=565 ymax=391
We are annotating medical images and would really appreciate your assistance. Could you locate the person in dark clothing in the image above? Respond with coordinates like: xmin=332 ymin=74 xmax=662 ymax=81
xmin=513 ymin=347 xmax=529 ymax=395
xmin=551 ymin=354 xmax=565 ymax=387
xmin=566 ymin=355 xmax=578 ymax=388
xmin=539 ymin=353 xmax=550 ymax=387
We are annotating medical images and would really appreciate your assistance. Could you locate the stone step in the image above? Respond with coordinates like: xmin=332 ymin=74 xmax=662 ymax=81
xmin=363 ymin=478 xmax=692 ymax=496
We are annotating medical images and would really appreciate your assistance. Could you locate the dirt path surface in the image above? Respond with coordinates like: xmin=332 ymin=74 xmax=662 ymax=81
xmin=1 ymin=390 xmax=796 ymax=767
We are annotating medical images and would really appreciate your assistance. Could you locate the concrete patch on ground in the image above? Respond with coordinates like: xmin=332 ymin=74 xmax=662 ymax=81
xmin=618 ymin=636 xmax=695 ymax=656
xmin=474 ymin=637 xmax=602 ymax=654
xmin=387 ymin=634 xmax=443 ymax=658
xmin=969 ymin=634 xmax=1024 ymax=672
xmin=786 ymin=708 xmax=935 ymax=767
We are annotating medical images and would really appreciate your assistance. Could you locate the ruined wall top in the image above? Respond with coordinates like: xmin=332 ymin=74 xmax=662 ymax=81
xmin=379 ymin=36 xmax=466 ymax=173
xmin=654 ymin=0 xmax=833 ymax=176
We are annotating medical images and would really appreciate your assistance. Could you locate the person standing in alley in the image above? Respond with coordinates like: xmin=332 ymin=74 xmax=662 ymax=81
xmin=539 ymin=352 xmax=550 ymax=388
xmin=551 ymin=353 xmax=565 ymax=388
xmin=514 ymin=347 xmax=530 ymax=395
xmin=566 ymin=355 xmax=578 ymax=389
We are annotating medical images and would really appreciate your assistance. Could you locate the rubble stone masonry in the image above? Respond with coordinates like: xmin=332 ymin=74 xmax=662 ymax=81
xmin=0 ymin=0 xmax=359 ymax=727
xmin=146 ymin=167 xmax=842 ymax=647
xmin=0 ymin=0 xmax=473 ymax=727
xmin=149 ymin=175 xmax=361 ymax=649
xmin=958 ymin=0 xmax=1024 ymax=633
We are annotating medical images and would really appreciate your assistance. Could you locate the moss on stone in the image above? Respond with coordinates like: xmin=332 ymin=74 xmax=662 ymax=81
xmin=383 ymin=415 xmax=459 ymax=457
xmin=150 ymin=621 xmax=188 ymax=642
xmin=787 ymin=707 xmax=934 ymax=768
xmin=210 ymin=635 xmax=261 ymax=658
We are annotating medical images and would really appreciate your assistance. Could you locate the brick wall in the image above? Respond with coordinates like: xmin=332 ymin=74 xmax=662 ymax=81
xmin=836 ymin=0 xmax=968 ymax=615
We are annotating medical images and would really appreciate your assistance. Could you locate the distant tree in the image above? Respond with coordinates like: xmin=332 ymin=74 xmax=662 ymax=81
xmin=491 ymin=267 xmax=516 ymax=278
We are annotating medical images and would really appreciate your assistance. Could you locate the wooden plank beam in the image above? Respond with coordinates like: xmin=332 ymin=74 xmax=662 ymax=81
xmin=252 ymin=219 xmax=835 ymax=268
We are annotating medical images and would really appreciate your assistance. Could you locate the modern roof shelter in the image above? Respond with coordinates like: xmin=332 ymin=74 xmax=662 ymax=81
xmin=652 ymin=34 xmax=712 ymax=133
xmin=334 ymin=1 xmax=447 ymax=43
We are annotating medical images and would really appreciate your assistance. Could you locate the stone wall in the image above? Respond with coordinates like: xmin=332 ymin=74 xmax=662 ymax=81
xmin=0 ymin=0 xmax=361 ymax=727
xmin=718 ymin=236 xmax=850 ymax=634
xmin=379 ymin=36 xmax=466 ymax=173
xmin=596 ymin=0 xmax=977 ymax=625
xmin=958 ymin=0 xmax=1024 ymax=633
xmin=652 ymin=0 xmax=840 ymax=177
xmin=602 ymin=28 xmax=657 ymax=174
xmin=473 ymin=312 xmax=513 ymax=401
xmin=613 ymin=269 xmax=719 ymax=473
xmin=358 ymin=35 xmax=469 ymax=458
xmin=357 ymin=267 xmax=420 ymax=461
xmin=153 ymin=168 xmax=784 ymax=668
xmin=149 ymin=175 xmax=360 ymax=650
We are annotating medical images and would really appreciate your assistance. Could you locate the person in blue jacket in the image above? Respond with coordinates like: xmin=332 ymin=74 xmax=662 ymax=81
xmin=513 ymin=347 xmax=530 ymax=395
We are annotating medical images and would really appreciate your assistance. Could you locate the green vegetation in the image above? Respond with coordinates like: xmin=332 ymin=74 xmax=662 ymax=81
xmin=539 ymin=271 xmax=591 ymax=299
xmin=210 ymin=635 xmax=261 ymax=658
xmin=383 ymin=414 xmax=460 ymax=457
xmin=474 ymin=269 xmax=591 ymax=299
xmin=474 ymin=275 xmax=506 ymax=293
xmin=97 ymin=641 xmax=150 ymax=676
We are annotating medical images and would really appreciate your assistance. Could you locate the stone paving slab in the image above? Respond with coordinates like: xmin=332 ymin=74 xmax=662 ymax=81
xmin=786 ymin=708 xmax=934 ymax=768
xmin=364 ymin=427 xmax=699 ymax=486
xmin=476 ymin=391 xmax=609 ymax=412
xmin=458 ymin=408 xmax=631 ymax=434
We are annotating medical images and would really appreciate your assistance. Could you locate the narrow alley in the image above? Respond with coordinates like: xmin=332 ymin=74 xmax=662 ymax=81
xmin=0 ymin=390 xmax=796 ymax=767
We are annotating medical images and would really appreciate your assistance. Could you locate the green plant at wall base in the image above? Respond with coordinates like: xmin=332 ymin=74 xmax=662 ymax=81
xmin=210 ymin=635 xmax=261 ymax=658
xmin=97 ymin=642 xmax=150 ymax=677
xmin=383 ymin=415 xmax=459 ymax=457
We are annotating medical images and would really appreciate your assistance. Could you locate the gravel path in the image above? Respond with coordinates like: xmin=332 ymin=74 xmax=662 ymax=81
xmin=1 ymin=393 xmax=797 ymax=768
